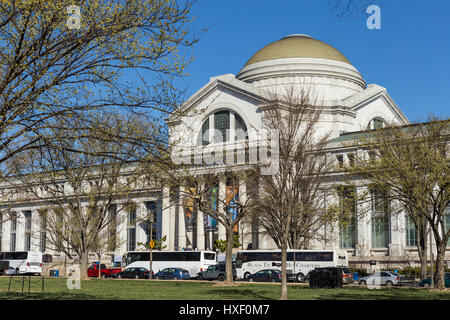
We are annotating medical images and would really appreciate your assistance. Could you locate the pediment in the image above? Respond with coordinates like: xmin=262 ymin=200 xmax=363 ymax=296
xmin=167 ymin=74 xmax=268 ymax=124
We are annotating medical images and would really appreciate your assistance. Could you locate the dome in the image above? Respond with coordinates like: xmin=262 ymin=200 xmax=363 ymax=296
xmin=243 ymin=34 xmax=351 ymax=67
xmin=236 ymin=34 xmax=366 ymax=100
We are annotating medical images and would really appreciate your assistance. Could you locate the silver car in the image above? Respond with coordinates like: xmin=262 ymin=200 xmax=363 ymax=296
xmin=358 ymin=271 xmax=402 ymax=287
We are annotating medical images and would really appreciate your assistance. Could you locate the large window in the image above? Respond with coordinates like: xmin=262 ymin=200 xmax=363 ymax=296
xmin=338 ymin=186 xmax=357 ymax=249
xmin=214 ymin=111 xmax=230 ymax=143
xmin=10 ymin=213 xmax=17 ymax=251
xmin=371 ymin=187 xmax=390 ymax=248
xmin=235 ymin=113 xmax=248 ymax=141
xmin=107 ymin=204 xmax=117 ymax=251
xmin=24 ymin=211 xmax=32 ymax=251
xmin=372 ymin=216 xmax=390 ymax=248
xmin=145 ymin=201 xmax=158 ymax=243
xmin=198 ymin=110 xmax=248 ymax=145
xmin=127 ymin=207 xmax=137 ymax=252
xmin=200 ymin=118 xmax=210 ymax=145
xmin=405 ymin=216 xmax=417 ymax=247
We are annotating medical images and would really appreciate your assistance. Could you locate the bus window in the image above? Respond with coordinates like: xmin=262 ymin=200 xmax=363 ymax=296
xmin=271 ymin=252 xmax=281 ymax=261
xmin=321 ymin=252 xmax=333 ymax=262
xmin=12 ymin=252 xmax=28 ymax=260
xmin=203 ymin=252 xmax=216 ymax=260
xmin=187 ymin=252 xmax=201 ymax=261
xmin=255 ymin=252 xmax=271 ymax=261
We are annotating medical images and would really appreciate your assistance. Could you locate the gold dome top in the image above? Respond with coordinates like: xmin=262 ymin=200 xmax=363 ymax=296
xmin=243 ymin=34 xmax=351 ymax=67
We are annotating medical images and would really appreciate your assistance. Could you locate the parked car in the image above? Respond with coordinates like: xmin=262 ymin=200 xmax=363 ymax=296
xmin=154 ymin=267 xmax=191 ymax=280
xmin=3 ymin=266 xmax=18 ymax=275
xmin=87 ymin=263 xmax=122 ymax=278
xmin=337 ymin=267 xmax=354 ymax=284
xmin=358 ymin=271 xmax=404 ymax=287
xmin=197 ymin=264 xmax=236 ymax=281
xmin=248 ymin=269 xmax=282 ymax=282
xmin=419 ymin=272 xmax=450 ymax=288
xmin=115 ymin=267 xmax=152 ymax=279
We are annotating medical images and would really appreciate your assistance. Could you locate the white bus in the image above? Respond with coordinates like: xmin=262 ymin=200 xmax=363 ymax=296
xmin=0 ymin=251 xmax=43 ymax=275
xmin=235 ymin=249 xmax=348 ymax=282
xmin=125 ymin=250 xmax=217 ymax=278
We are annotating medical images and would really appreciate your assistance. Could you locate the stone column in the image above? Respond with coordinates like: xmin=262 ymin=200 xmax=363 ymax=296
xmin=161 ymin=186 xmax=173 ymax=250
xmin=389 ymin=200 xmax=402 ymax=256
xmin=239 ymin=178 xmax=251 ymax=250
xmin=2 ymin=214 xmax=10 ymax=252
xmin=355 ymin=186 xmax=370 ymax=257
xmin=117 ymin=204 xmax=128 ymax=254
xmin=16 ymin=211 xmax=25 ymax=251
xmin=169 ymin=190 xmax=176 ymax=251
xmin=196 ymin=206 xmax=205 ymax=250
xmin=137 ymin=202 xmax=148 ymax=246
xmin=218 ymin=178 xmax=226 ymax=241
xmin=230 ymin=111 xmax=236 ymax=142
xmin=178 ymin=187 xmax=187 ymax=250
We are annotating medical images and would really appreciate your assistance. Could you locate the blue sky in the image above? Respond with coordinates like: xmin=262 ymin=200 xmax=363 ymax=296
xmin=178 ymin=0 xmax=449 ymax=122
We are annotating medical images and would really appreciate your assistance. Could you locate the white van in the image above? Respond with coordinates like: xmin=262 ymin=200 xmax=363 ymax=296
xmin=0 ymin=251 xmax=43 ymax=275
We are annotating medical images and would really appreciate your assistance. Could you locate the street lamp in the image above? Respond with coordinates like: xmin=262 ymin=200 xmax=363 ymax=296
xmin=149 ymin=212 xmax=155 ymax=279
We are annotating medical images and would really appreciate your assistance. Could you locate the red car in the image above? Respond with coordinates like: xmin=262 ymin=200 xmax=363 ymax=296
xmin=87 ymin=263 xmax=122 ymax=278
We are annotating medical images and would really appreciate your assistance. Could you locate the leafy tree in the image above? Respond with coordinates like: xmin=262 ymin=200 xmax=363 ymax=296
xmin=343 ymin=117 xmax=449 ymax=289
xmin=0 ymin=0 xmax=197 ymax=222
xmin=7 ymin=115 xmax=154 ymax=280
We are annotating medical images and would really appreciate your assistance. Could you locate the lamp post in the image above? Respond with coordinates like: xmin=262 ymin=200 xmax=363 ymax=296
xmin=149 ymin=212 xmax=154 ymax=279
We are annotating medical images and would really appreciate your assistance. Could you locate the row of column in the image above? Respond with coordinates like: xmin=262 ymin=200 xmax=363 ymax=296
xmin=161 ymin=177 xmax=262 ymax=251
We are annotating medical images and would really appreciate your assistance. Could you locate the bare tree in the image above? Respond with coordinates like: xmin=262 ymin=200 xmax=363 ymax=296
xmin=253 ymin=87 xmax=336 ymax=300
xmin=7 ymin=115 xmax=153 ymax=280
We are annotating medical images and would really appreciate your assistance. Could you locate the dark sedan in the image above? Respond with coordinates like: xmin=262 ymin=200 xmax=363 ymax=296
xmin=248 ymin=269 xmax=282 ymax=282
xmin=154 ymin=267 xmax=191 ymax=280
xmin=115 ymin=267 xmax=152 ymax=279
xmin=419 ymin=272 xmax=450 ymax=288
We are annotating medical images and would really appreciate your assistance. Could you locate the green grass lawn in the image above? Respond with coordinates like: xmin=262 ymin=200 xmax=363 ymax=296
xmin=1 ymin=277 xmax=449 ymax=300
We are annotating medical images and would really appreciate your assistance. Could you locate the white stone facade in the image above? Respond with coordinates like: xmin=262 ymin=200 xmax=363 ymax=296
xmin=0 ymin=34 xmax=448 ymax=267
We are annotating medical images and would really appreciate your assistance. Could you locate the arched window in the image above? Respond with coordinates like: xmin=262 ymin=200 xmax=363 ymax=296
xmin=367 ymin=117 xmax=385 ymax=130
xmin=198 ymin=110 xmax=248 ymax=145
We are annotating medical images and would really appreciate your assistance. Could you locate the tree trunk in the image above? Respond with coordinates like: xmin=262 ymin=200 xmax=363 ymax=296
xmin=97 ymin=252 xmax=102 ymax=279
xmin=280 ymin=240 xmax=288 ymax=300
xmin=225 ymin=227 xmax=234 ymax=284
xmin=80 ymin=251 xmax=89 ymax=280
xmin=418 ymin=250 xmax=428 ymax=281
xmin=417 ymin=225 xmax=428 ymax=280
xmin=434 ymin=242 xmax=447 ymax=290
